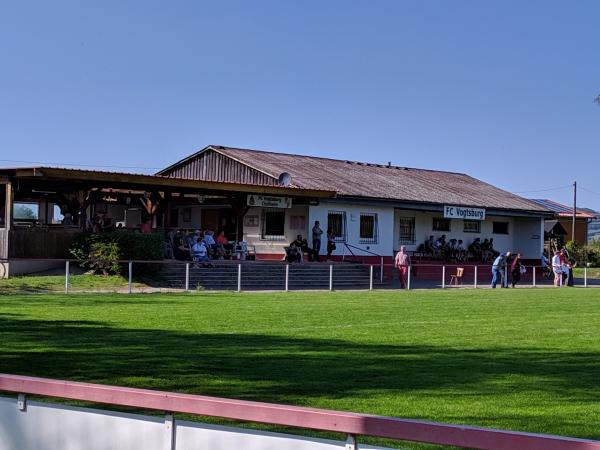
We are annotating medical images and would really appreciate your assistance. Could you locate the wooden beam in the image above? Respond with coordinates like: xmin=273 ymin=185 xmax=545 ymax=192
xmin=27 ymin=167 xmax=335 ymax=198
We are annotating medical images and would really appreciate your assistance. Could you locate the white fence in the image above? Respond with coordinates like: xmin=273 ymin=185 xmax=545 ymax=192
xmin=0 ymin=397 xmax=387 ymax=450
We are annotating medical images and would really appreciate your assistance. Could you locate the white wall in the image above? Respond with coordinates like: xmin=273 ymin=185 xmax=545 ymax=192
xmin=513 ymin=218 xmax=544 ymax=258
xmin=393 ymin=210 xmax=513 ymax=253
xmin=244 ymin=205 xmax=309 ymax=256
xmin=308 ymin=201 xmax=395 ymax=257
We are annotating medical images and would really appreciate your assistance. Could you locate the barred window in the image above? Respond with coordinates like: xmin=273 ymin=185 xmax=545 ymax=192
xmin=359 ymin=213 xmax=378 ymax=244
xmin=261 ymin=209 xmax=286 ymax=240
xmin=398 ymin=217 xmax=416 ymax=244
xmin=432 ymin=217 xmax=451 ymax=232
xmin=327 ymin=211 xmax=346 ymax=242
xmin=463 ymin=220 xmax=481 ymax=233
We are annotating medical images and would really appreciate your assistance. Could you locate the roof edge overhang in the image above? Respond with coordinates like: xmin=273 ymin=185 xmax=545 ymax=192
xmin=329 ymin=195 xmax=554 ymax=218
xmin=0 ymin=167 xmax=336 ymax=199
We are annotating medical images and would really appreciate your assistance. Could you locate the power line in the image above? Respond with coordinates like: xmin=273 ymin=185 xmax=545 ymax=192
xmin=0 ymin=159 xmax=161 ymax=171
xmin=580 ymin=186 xmax=600 ymax=197
xmin=512 ymin=185 xmax=572 ymax=194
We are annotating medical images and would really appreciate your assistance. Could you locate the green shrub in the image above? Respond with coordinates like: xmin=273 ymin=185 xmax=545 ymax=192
xmin=89 ymin=241 xmax=121 ymax=275
xmin=70 ymin=232 xmax=164 ymax=273
xmin=565 ymin=240 xmax=600 ymax=267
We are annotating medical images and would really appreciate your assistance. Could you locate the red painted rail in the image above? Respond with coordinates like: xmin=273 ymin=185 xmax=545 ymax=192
xmin=1 ymin=373 xmax=599 ymax=450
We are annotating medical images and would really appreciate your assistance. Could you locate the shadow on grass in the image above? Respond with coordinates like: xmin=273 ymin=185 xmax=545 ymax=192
xmin=1 ymin=314 xmax=599 ymax=407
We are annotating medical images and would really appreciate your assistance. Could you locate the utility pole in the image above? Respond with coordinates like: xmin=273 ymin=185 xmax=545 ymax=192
xmin=572 ymin=181 xmax=577 ymax=243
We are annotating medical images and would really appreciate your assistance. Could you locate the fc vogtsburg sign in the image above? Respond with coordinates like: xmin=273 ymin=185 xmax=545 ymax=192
xmin=444 ymin=205 xmax=485 ymax=220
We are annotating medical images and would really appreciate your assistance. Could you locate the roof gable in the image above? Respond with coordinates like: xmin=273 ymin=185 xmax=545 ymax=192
xmin=158 ymin=147 xmax=280 ymax=187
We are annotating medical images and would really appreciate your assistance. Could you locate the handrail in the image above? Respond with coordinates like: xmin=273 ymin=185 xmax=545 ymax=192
xmin=343 ymin=242 xmax=382 ymax=257
xmin=0 ymin=374 xmax=599 ymax=450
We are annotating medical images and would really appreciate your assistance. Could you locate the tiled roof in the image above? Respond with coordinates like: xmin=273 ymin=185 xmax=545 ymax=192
xmin=530 ymin=199 xmax=597 ymax=219
xmin=206 ymin=146 xmax=549 ymax=213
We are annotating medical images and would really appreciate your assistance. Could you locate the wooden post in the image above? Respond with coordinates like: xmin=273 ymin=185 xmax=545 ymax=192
xmin=369 ymin=265 xmax=373 ymax=291
xmin=407 ymin=265 xmax=411 ymax=290
xmin=533 ymin=267 xmax=536 ymax=287
xmin=0 ymin=181 xmax=11 ymax=261
xmin=329 ymin=265 xmax=333 ymax=291
xmin=474 ymin=265 xmax=478 ymax=288
xmin=572 ymin=181 xmax=577 ymax=242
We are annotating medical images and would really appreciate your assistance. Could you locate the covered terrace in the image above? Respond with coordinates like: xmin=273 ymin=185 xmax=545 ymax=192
xmin=0 ymin=167 xmax=334 ymax=274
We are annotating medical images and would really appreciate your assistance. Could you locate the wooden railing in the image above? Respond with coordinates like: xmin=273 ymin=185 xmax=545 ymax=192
xmin=8 ymin=228 xmax=80 ymax=258
xmin=1 ymin=373 xmax=599 ymax=449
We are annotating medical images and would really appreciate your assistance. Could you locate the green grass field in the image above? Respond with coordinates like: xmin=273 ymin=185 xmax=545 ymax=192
xmin=1 ymin=289 xmax=600 ymax=448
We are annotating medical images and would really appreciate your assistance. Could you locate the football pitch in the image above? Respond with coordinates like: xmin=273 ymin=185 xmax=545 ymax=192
xmin=1 ymin=289 xmax=599 ymax=448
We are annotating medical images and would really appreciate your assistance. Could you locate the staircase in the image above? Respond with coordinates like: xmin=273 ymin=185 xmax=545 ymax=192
xmin=160 ymin=261 xmax=385 ymax=291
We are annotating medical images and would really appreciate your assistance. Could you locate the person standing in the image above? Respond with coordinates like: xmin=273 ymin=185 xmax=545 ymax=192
xmin=312 ymin=220 xmax=323 ymax=262
xmin=326 ymin=227 xmax=336 ymax=260
xmin=510 ymin=253 xmax=523 ymax=288
xmin=551 ymin=250 xmax=563 ymax=287
xmin=491 ymin=252 xmax=510 ymax=288
xmin=394 ymin=246 xmax=411 ymax=289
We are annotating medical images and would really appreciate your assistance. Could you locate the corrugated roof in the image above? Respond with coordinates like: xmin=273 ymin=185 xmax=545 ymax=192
xmin=201 ymin=146 xmax=549 ymax=212
xmin=530 ymin=199 xmax=597 ymax=219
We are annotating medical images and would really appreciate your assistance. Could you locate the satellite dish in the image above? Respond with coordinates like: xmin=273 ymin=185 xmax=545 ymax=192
xmin=278 ymin=172 xmax=292 ymax=187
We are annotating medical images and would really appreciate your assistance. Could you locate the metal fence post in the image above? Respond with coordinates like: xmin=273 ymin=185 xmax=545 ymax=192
xmin=237 ymin=264 xmax=242 ymax=293
xmin=329 ymin=265 xmax=333 ymax=291
xmin=65 ymin=261 xmax=70 ymax=294
xmin=474 ymin=265 xmax=478 ymax=289
xmin=442 ymin=265 xmax=446 ymax=289
xmin=533 ymin=266 xmax=536 ymax=287
xmin=380 ymin=257 xmax=384 ymax=283
xmin=584 ymin=267 xmax=588 ymax=288
xmin=369 ymin=265 xmax=373 ymax=291
xmin=285 ymin=264 xmax=289 ymax=292
xmin=185 ymin=263 xmax=190 ymax=292
xmin=345 ymin=434 xmax=357 ymax=450
xmin=407 ymin=265 xmax=411 ymax=290
xmin=128 ymin=261 xmax=133 ymax=294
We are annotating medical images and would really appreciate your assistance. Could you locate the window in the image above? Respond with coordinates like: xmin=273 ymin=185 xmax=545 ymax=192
xmin=327 ymin=211 xmax=346 ymax=242
xmin=432 ymin=218 xmax=450 ymax=232
xmin=398 ymin=217 xmax=416 ymax=244
xmin=463 ymin=220 xmax=481 ymax=233
xmin=359 ymin=213 xmax=378 ymax=243
xmin=493 ymin=221 xmax=509 ymax=235
xmin=51 ymin=204 xmax=64 ymax=224
xmin=261 ymin=209 xmax=286 ymax=240
xmin=13 ymin=202 xmax=39 ymax=222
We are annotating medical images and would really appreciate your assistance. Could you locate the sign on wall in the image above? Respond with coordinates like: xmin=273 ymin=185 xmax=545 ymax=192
xmin=247 ymin=195 xmax=292 ymax=209
xmin=443 ymin=205 xmax=486 ymax=220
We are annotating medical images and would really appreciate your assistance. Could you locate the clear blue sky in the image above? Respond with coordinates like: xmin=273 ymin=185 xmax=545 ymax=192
xmin=1 ymin=1 xmax=599 ymax=209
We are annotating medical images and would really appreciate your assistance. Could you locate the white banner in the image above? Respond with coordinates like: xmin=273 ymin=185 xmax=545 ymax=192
xmin=443 ymin=205 xmax=486 ymax=220
xmin=247 ymin=195 xmax=292 ymax=209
